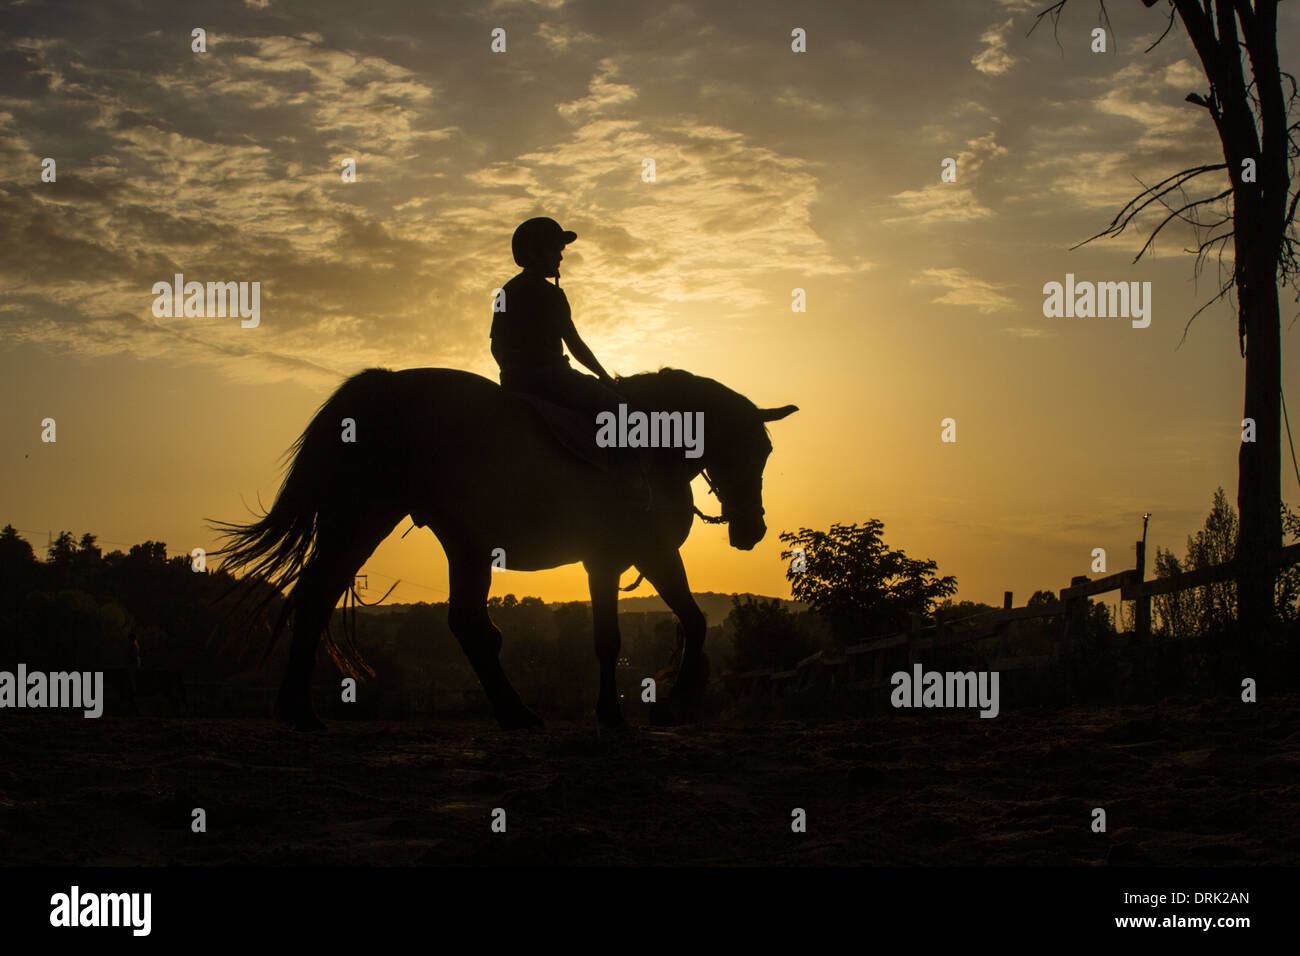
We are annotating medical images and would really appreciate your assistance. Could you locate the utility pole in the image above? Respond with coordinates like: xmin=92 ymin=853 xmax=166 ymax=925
xmin=1135 ymin=513 xmax=1152 ymax=638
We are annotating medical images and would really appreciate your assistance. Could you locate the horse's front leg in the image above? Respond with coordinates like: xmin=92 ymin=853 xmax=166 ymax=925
xmin=585 ymin=562 xmax=625 ymax=727
xmin=635 ymin=549 xmax=708 ymax=725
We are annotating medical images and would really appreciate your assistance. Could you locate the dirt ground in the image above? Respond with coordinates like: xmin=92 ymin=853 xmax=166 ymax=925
xmin=1 ymin=694 xmax=1295 ymax=866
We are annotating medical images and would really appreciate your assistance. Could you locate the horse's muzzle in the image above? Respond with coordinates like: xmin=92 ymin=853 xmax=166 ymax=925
xmin=729 ymin=517 xmax=766 ymax=550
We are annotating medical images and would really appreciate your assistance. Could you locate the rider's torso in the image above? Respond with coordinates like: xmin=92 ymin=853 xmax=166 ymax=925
xmin=491 ymin=272 xmax=570 ymax=381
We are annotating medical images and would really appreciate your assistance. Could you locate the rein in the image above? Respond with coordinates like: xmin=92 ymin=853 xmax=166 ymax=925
xmin=693 ymin=468 xmax=728 ymax=525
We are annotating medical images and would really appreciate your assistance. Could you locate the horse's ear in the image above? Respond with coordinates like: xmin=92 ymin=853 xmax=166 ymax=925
xmin=758 ymin=404 xmax=799 ymax=422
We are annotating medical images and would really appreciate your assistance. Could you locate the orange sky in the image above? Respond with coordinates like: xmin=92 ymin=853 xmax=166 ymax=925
xmin=3 ymin=0 xmax=1298 ymax=611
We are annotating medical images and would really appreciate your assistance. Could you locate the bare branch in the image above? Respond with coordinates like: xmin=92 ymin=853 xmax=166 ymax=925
xmin=1159 ymin=174 xmax=1229 ymax=229
xmin=1145 ymin=3 xmax=1180 ymax=53
xmin=1189 ymin=229 xmax=1234 ymax=282
xmin=1069 ymin=164 xmax=1228 ymax=249
xmin=1028 ymin=1 xmax=1070 ymax=47
xmin=1129 ymin=188 xmax=1232 ymax=263
xmin=1192 ymin=230 xmax=1233 ymax=254
xmin=1186 ymin=90 xmax=1224 ymax=126
xmin=1097 ymin=0 xmax=1115 ymax=52
xmin=1282 ymin=70 xmax=1298 ymax=102
xmin=1177 ymin=272 xmax=1236 ymax=349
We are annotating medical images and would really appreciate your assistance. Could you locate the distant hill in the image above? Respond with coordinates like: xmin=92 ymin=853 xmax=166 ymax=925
xmin=369 ymin=591 xmax=805 ymax=621
xmin=612 ymin=591 xmax=805 ymax=621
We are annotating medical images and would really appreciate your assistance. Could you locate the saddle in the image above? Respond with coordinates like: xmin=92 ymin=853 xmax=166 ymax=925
xmin=511 ymin=390 xmax=614 ymax=472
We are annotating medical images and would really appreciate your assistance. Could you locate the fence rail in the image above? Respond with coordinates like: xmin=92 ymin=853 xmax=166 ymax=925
xmin=722 ymin=537 xmax=1300 ymax=704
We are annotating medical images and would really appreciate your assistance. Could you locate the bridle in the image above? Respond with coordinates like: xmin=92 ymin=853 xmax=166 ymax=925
xmin=620 ymin=463 xmax=762 ymax=595
xmin=694 ymin=467 xmax=764 ymax=526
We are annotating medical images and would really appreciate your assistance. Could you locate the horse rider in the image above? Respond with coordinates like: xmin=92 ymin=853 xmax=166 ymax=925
xmin=491 ymin=217 xmax=651 ymax=506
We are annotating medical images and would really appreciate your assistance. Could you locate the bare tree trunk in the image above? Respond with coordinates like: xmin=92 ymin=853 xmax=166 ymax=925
xmin=1237 ymin=256 xmax=1282 ymax=634
xmin=1172 ymin=0 xmax=1286 ymax=633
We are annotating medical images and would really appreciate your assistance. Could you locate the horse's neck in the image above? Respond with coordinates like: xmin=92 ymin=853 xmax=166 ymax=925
xmin=623 ymin=371 xmax=714 ymax=483
xmin=623 ymin=369 xmax=713 ymax=415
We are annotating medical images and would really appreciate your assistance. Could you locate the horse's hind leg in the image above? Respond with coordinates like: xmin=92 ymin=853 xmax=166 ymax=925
xmin=275 ymin=508 xmax=398 ymax=730
xmin=586 ymin=563 xmax=625 ymax=728
xmin=446 ymin=554 xmax=543 ymax=730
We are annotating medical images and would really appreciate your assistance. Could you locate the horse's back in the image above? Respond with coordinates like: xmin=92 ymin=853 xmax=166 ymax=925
xmin=381 ymin=366 xmax=498 ymax=398
xmin=365 ymin=366 xmax=582 ymax=478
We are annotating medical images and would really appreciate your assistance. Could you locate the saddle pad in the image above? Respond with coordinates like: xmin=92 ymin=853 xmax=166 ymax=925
xmin=513 ymin=391 xmax=614 ymax=472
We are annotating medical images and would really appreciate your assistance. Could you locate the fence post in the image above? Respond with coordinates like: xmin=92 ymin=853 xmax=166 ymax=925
xmin=872 ymin=648 xmax=885 ymax=715
xmin=907 ymin=612 xmax=923 ymax=667
xmin=1063 ymin=575 xmax=1090 ymax=701
xmin=935 ymin=612 xmax=948 ymax=661
xmin=1004 ymin=591 xmax=1013 ymax=611
xmin=1134 ymin=539 xmax=1151 ymax=638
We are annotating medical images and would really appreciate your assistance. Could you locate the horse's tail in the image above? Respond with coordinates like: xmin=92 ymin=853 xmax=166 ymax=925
xmin=209 ymin=367 xmax=394 ymax=670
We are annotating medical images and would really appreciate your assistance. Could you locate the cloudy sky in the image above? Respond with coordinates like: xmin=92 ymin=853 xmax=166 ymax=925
xmin=2 ymin=0 xmax=1298 ymax=609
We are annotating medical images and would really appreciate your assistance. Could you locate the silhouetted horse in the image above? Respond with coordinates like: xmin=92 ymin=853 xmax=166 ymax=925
xmin=213 ymin=367 xmax=796 ymax=730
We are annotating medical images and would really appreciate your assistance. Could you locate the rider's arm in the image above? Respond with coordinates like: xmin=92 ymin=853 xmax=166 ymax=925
xmin=561 ymin=315 xmax=615 ymax=384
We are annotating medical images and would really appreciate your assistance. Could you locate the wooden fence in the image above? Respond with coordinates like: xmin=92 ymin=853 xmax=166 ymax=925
xmin=720 ymin=538 xmax=1300 ymax=706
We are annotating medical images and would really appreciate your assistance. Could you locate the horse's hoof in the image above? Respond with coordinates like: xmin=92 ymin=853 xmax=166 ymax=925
xmin=650 ymin=694 xmax=702 ymax=726
xmin=597 ymin=704 xmax=625 ymax=728
xmin=649 ymin=700 xmax=683 ymax=726
xmin=274 ymin=693 xmax=323 ymax=731
xmin=497 ymin=706 xmax=545 ymax=730
xmin=277 ymin=707 xmax=325 ymax=732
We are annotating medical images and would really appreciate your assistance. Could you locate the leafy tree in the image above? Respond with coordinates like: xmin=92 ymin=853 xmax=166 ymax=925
xmin=779 ymin=520 xmax=957 ymax=641
xmin=1277 ymin=503 xmax=1300 ymax=622
xmin=1027 ymin=589 xmax=1057 ymax=607
xmin=1087 ymin=601 xmax=1115 ymax=635
xmin=0 ymin=525 xmax=35 ymax=567
xmin=127 ymin=541 xmax=168 ymax=566
xmin=74 ymin=532 xmax=102 ymax=573
xmin=488 ymin=593 xmax=520 ymax=610
xmin=1153 ymin=546 xmax=1194 ymax=638
xmin=0 ymin=525 xmax=39 ymax=610
xmin=1153 ymin=487 xmax=1247 ymax=636
xmin=935 ymin=598 xmax=999 ymax=621
xmin=47 ymin=530 xmax=77 ymax=567
xmin=552 ymin=601 xmax=590 ymax=641
xmin=727 ymin=596 xmax=819 ymax=672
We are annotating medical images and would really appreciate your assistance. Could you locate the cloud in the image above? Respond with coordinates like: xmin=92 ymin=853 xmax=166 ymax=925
xmin=1094 ymin=63 xmax=1203 ymax=150
xmin=0 ymin=26 xmax=852 ymax=385
xmin=914 ymin=267 xmax=1015 ymax=313
xmin=496 ymin=61 xmax=852 ymax=358
xmin=1013 ymin=59 xmax=1228 ymax=253
xmin=556 ymin=58 xmax=637 ymax=120
xmin=884 ymin=131 xmax=1007 ymax=225
xmin=0 ymin=28 xmax=460 ymax=385
xmin=1163 ymin=58 xmax=1203 ymax=90
xmin=972 ymin=18 xmax=1017 ymax=75
xmin=489 ymin=0 xmax=567 ymax=9
xmin=536 ymin=22 xmax=596 ymax=52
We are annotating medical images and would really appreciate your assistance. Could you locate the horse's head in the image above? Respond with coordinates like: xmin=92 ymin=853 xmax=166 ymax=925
xmin=621 ymin=369 xmax=798 ymax=550
xmin=702 ymin=401 xmax=798 ymax=551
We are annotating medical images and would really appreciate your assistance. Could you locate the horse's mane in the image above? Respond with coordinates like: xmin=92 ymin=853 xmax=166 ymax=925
xmin=617 ymin=367 xmax=759 ymax=420
xmin=617 ymin=368 xmax=771 ymax=451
